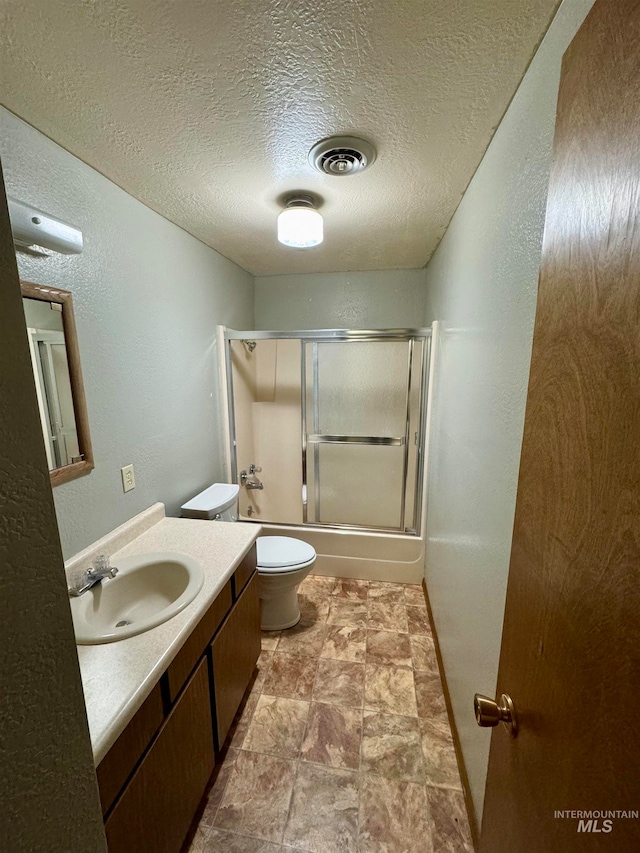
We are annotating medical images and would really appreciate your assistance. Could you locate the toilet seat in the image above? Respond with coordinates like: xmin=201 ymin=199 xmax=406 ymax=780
xmin=256 ymin=536 xmax=316 ymax=573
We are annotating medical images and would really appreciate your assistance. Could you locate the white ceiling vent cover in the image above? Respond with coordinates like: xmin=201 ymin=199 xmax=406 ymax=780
xmin=309 ymin=136 xmax=376 ymax=176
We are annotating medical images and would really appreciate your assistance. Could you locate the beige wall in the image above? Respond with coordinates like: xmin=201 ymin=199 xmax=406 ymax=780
xmin=232 ymin=339 xmax=303 ymax=523
xmin=2 ymin=108 xmax=254 ymax=560
xmin=255 ymin=269 xmax=427 ymax=330
xmin=253 ymin=339 xmax=303 ymax=523
xmin=0 ymin=170 xmax=106 ymax=851
xmin=422 ymin=0 xmax=595 ymax=828
xmin=230 ymin=340 xmax=257 ymax=517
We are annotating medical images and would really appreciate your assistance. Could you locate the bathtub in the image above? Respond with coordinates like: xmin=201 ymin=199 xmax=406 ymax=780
xmin=245 ymin=521 xmax=425 ymax=584
xmin=218 ymin=322 xmax=439 ymax=588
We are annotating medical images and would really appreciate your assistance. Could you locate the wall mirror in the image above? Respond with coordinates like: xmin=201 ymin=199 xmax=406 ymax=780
xmin=21 ymin=280 xmax=94 ymax=486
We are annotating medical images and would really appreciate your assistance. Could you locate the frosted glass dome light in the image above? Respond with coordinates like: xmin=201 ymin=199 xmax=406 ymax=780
xmin=277 ymin=195 xmax=323 ymax=248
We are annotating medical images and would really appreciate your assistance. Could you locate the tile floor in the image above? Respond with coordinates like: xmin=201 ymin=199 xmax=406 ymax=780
xmin=188 ymin=576 xmax=473 ymax=853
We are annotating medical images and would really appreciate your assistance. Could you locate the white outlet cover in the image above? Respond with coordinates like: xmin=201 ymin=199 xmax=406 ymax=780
xmin=121 ymin=464 xmax=135 ymax=493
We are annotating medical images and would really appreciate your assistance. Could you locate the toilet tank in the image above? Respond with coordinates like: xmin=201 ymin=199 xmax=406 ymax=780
xmin=216 ymin=503 xmax=238 ymax=521
xmin=180 ymin=483 xmax=239 ymax=521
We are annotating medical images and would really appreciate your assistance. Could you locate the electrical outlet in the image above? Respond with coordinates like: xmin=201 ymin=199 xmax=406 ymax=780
xmin=121 ymin=464 xmax=135 ymax=493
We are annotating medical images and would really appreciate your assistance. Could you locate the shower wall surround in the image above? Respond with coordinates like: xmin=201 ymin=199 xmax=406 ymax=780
xmin=421 ymin=0 xmax=596 ymax=827
xmin=1 ymin=108 xmax=254 ymax=559
xmin=231 ymin=338 xmax=303 ymax=523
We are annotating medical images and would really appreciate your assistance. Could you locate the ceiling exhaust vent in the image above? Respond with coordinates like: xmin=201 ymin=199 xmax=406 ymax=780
xmin=308 ymin=136 xmax=376 ymax=176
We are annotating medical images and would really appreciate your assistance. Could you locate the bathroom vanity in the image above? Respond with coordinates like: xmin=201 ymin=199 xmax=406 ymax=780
xmin=69 ymin=505 xmax=261 ymax=853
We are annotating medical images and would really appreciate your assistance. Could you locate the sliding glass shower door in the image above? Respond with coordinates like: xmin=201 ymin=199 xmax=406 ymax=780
xmin=225 ymin=327 xmax=430 ymax=534
xmin=303 ymin=338 xmax=425 ymax=531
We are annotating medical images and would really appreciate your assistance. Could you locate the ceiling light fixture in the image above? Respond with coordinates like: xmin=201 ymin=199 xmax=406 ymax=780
xmin=277 ymin=194 xmax=323 ymax=248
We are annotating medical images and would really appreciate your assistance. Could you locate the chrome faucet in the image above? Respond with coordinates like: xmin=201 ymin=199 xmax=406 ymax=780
xmin=68 ymin=554 xmax=119 ymax=597
xmin=240 ymin=464 xmax=264 ymax=490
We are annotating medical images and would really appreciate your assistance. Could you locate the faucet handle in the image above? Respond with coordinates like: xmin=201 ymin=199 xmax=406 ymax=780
xmin=67 ymin=569 xmax=87 ymax=595
xmin=249 ymin=464 xmax=262 ymax=474
xmin=90 ymin=554 xmax=110 ymax=574
xmin=88 ymin=554 xmax=118 ymax=579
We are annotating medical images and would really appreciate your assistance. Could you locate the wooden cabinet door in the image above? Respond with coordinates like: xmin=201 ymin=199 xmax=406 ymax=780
xmin=480 ymin=1 xmax=640 ymax=850
xmin=96 ymin=682 xmax=164 ymax=816
xmin=211 ymin=571 xmax=261 ymax=748
xmin=165 ymin=580 xmax=232 ymax=702
xmin=105 ymin=658 xmax=214 ymax=853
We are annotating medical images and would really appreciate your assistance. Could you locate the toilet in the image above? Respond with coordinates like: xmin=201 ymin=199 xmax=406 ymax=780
xmin=180 ymin=483 xmax=316 ymax=631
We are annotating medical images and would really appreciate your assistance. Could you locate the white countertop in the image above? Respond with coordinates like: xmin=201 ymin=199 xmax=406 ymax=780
xmin=74 ymin=513 xmax=261 ymax=765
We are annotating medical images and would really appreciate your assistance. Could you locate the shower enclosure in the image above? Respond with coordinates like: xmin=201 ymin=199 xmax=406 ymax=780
xmin=222 ymin=327 xmax=433 ymax=538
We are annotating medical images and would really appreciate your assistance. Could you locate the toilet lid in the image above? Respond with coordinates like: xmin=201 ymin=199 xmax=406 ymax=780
xmin=256 ymin=536 xmax=316 ymax=570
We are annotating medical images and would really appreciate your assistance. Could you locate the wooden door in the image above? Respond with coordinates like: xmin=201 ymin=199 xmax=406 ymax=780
xmin=480 ymin=1 xmax=640 ymax=850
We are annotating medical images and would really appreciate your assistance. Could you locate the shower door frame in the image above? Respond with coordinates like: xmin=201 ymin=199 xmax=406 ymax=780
xmin=223 ymin=327 xmax=432 ymax=536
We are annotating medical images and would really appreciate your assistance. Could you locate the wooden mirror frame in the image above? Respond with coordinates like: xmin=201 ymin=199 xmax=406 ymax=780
xmin=21 ymin=280 xmax=94 ymax=487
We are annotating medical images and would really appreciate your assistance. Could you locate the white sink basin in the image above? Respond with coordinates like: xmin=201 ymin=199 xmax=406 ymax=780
xmin=71 ymin=552 xmax=204 ymax=644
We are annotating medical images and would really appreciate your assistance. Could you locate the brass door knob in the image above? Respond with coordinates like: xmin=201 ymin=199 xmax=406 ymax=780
xmin=474 ymin=693 xmax=518 ymax=737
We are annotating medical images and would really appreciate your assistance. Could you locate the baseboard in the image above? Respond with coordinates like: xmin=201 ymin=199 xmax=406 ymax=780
xmin=422 ymin=578 xmax=480 ymax=850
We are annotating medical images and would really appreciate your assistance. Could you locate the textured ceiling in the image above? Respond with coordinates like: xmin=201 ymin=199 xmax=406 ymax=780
xmin=2 ymin=0 xmax=559 ymax=275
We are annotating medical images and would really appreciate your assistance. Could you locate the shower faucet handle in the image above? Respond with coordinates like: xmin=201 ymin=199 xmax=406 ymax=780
xmin=240 ymin=467 xmax=264 ymax=490
xmin=249 ymin=464 xmax=262 ymax=474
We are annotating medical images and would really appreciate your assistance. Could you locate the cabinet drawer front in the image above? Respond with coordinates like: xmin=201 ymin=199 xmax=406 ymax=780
xmin=211 ymin=570 xmax=261 ymax=749
xmin=166 ymin=579 xmax=232 ymax=702
xmin=97 ymin=682 xmax=164 ymax=816
xmin=233 ymin=543 xmax=257 ymax=600
xmin=105 ymin=658 xmax=214 ymax=853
